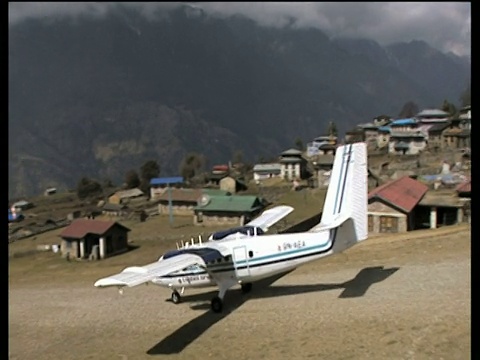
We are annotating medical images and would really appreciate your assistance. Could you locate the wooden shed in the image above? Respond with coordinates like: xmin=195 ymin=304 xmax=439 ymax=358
xmin=59 ymin=219 xmax=130 ymax=260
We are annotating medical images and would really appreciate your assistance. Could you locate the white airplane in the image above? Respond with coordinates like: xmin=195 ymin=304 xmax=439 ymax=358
xmin=94 ymin=142 xmax=368 ymax=313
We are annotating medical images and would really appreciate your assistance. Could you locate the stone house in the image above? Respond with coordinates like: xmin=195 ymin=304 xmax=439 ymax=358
xmin=252 ymin=163 xmax=282 ymax=181
xmin=368 ymin=176 xmax=428 ymax=233
xmin=278 ymin=148 xmax=310 ymax=181
xmin=193 ymin=194 xmax=265 ymax=227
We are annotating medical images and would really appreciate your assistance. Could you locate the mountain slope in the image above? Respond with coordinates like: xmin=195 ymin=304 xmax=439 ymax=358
xmin=8 ymin=6 xmax=470 ymax=198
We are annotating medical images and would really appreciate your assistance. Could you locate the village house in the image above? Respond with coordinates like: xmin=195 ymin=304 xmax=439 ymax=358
xmin=415 ymin=109 xmax=450 ymax=123
xmin=388 ymin=131 xmax=427 ymax=155
xmin=357 ymin=122 xmax=380 ymax=151
xmin=385 ymin=118 xmax=426 ymax=155
xmin=427 ymin=122 xmax=451 ymax=151
xmin=252 ymin=163 xmax=282 ymax=182
xmin=156 ymin=188 xmax=230 ymax=216
xmin=278 ymin=148 xmax=310 ymax=181
xmin=102 ymin=203 xmax=129 ymax=217
xmin=156 ymin=188 xmax=203 ymax=216
xmin=219 ymin=176 xmax=248 ymax=194
xmin=193 ymin=194 xmax=266 ymax=227
xmin=376 ymin=126 xmax=390 ymax=150
xmin=344 ymin=127 xmax=364 ymax=145
xmin=458 ymin=105 xmax=471 ymax=123
xmin=442 ymin=128 xmax=471 ymax=149
xmin=456 ymin=179 xmax=471 ymax=198
xmin=417 ymin=191 xmax=470 ymax=228
xmin=44 ymin=187 xmax=57 ymax=196
xmin=206 ymin=164 xmax=230 ymax=186
xmin=309 ymin=154 xmax=335 ymax=188
xmin=11 ymin=200 xmax=33 ymax=211
xmin=149 ymin=177 xmax=184 ymax=200
xmin=367 ymin=176 xmax=428 ymax=233
xmin=59 ymin=219 xmax=130 ymax=260
xmin=306 ymin=135 xmax=338 ymax=157
xmin=108 ymin=188 xmax=145 ymax=205
xmin=372 ymin=115 xmax=393 ymax=126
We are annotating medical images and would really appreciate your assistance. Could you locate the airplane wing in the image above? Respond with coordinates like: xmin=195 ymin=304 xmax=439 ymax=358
xmin=245 ymin=205 xmax=294 ymax=231
xmin=94 ymin=247 xmax=225 ymax=288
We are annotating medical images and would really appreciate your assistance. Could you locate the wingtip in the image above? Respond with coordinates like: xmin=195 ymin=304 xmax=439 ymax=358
xmin=94 ymin=278 xmax=126 ymax=288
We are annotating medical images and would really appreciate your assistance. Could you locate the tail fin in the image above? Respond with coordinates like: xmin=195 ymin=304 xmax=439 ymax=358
xmin=310 ymin=142 xmax=368 ymax=248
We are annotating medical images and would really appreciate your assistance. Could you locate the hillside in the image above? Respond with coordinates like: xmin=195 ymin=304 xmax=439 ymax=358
xmin=8 ymin=5 xmax=470 ymax=198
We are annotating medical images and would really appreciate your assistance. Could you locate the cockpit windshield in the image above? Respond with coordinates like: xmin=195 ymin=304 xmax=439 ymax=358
xmin=209 ymin=225 xmax=264 ymax=241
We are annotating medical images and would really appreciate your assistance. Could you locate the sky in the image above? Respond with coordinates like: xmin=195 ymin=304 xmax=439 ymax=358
xmin=8 ymin=2 xmax=471 ymax=57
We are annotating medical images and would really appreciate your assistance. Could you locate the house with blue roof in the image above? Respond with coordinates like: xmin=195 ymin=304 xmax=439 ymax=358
xmin=385 ymin=118 xmax=426 ymax=155
xmin=149 ymin=177 xmax=184 ymax=200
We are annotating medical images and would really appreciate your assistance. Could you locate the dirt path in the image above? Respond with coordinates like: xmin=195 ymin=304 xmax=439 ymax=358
xmin=9 ymin=225 xmax=470 ymax=360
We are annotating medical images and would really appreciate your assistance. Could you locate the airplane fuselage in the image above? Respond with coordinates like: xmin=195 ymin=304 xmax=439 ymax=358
xmin=152 ymin=228 xmax=334 ymax=291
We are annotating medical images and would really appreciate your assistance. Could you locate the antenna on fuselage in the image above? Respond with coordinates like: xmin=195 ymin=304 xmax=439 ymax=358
xmin=198 ymin=234 xmax=203 ymax=245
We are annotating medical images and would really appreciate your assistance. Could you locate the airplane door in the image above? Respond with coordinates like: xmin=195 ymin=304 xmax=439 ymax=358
xmin=233 ymin=246 xmax=250 ymax=278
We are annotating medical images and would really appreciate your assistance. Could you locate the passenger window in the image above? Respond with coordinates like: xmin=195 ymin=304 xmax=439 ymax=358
xmin=248 ymin=251 xmax=254 ymax=258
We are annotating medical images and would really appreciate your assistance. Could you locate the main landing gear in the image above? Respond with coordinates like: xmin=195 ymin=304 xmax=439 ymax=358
xmin=210 ymin=282 xmax=253 ymax=313
xmin=241 ymin=282 xmax=252 ymax=293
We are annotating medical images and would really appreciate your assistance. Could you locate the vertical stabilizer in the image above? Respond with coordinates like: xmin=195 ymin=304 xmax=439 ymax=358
xmin=310 ymin=142 xmax=368 ymax=243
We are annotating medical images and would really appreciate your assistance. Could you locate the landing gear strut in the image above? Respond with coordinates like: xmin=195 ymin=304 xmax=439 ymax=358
xmin=171 ymin=290 xmax=181 ymax=304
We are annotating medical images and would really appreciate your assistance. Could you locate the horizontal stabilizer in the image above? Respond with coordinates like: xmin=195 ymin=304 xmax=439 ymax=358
xmin=310 ymin=213 xmax=351 ymax=232
xmin=246 ymin=205 xmax=294 ymax=231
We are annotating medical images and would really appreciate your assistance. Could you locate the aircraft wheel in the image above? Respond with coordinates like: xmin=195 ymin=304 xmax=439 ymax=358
xmin=171 ymin=290 xmax=181 ymax=304
xmin=211 ymin=296 xmax=223 ymax=313
xmin=241 ymin=282 xmax=252 ymax=294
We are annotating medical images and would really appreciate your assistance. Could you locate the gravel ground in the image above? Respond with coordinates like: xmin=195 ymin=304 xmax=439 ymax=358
xmin=9 ymin=225 xmax=471 ymax=360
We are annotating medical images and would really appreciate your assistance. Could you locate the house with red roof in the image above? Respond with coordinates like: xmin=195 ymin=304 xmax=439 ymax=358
xmin=368 ymin=176 xmax=429 ymax=233
xmin=59 ymin=219 xmax=130 ymax=260
xmin=455 ymin=179 xmax=471 ymax=198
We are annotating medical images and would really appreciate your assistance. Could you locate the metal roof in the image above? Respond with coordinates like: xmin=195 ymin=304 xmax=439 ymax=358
xmin=194 ymin=195 xmax=264 ymax=213
xmin=416 ymin=109 xmax=449 ymax=117
xmin=279 ymin=156 xmax=303 ymax=163
xmin=253 ymin=163 xmax=282 ymax=172
xmin=114 ymin=188 xmax=144 ymax=199
xmin=456 ymin=180 xmax=471 ymax=194
xmin=150 ymin=177 xmax=184 ymax=185
xmin=280 ymin=148 xmax=303 ymax=155
xmin=59 ymin=219 xmax=130 ymax=239
xmin=428 ymin=122 xmax=451 ymax=133
xmin=368 ymin=176 xmax=428 ymax=213
xmin=390 ymin=118 xmax=416 ymax=126
xmin=157 ymin=188 xmax=203 ymax=202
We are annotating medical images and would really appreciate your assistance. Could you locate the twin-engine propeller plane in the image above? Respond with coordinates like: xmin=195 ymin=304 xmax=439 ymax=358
xmin=94 ymin=142 xmax=368 ymax=313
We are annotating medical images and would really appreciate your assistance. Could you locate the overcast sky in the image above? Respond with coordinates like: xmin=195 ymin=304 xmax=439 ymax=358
xmin=9 ymin=2 xmax=471 ymax=57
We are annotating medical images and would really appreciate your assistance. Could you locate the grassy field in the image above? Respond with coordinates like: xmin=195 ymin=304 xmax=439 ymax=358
xmin=8 ymin=187 xmax=327 ymax=286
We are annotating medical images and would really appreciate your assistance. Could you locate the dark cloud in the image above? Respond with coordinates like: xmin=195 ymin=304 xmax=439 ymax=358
xmin=8 ymin=2 xmax=471 ymax=56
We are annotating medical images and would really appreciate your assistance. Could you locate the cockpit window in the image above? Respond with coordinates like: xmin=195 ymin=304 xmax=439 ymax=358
xmin=210 ymin=226 xmax=264 ymax=240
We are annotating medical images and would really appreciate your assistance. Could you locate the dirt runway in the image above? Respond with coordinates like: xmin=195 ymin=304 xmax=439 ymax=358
xmin=9 ymin=224 xmax=471 ymax=360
